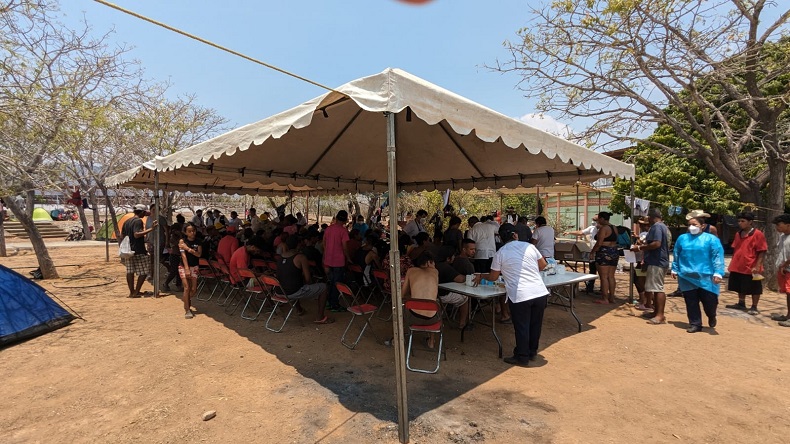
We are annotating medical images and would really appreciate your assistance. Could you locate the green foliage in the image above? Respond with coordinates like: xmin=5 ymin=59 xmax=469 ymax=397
xmin=610 ymin=142 xmax=743 ymax=224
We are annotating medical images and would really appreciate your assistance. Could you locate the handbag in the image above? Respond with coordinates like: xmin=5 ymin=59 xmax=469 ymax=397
xmin=119 ymin=236 xmax=135 ymax=259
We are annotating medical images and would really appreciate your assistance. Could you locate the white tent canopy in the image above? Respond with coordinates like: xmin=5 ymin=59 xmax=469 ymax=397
xmin=109 ymin=68 xmax=632 ymax=193
xmin=106 ymin=68 xmax=635 ymax=443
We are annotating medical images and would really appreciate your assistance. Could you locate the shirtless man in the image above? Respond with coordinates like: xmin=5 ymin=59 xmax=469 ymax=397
xmin=401 ymin=251 xmax=440 ymax=349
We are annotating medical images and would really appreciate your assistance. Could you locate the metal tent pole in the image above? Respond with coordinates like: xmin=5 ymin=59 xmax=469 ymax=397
xmin=386 ymin=112 xmax=409 ymax=443
xmin=629 ymin=179 xmax=635 ymax=302
xmin=104 ymin=193 xmax=109 ymax=262
xmin=153 ymin=170 xmax=160 ymax=298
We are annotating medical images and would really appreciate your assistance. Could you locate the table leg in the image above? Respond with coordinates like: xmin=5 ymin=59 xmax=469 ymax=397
xmin=492 ymin=300 xmax=502 ymax=358
xmin=570 ymin=284 xmax=582 ymax=332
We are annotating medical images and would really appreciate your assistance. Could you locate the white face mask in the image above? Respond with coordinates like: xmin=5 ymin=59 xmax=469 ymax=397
xmin=688 ymin=225 xmax=701 ymax=235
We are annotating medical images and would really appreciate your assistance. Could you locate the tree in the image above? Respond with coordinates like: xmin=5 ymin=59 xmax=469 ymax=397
xmin=0 ymin=0 xmax=143 ymax=276
xmin=498 ymin=0 xmax=789 ymax=286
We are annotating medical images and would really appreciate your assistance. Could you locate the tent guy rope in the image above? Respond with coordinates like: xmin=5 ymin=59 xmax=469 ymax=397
xmin=93 ymin=0 xmax=339 ymax=94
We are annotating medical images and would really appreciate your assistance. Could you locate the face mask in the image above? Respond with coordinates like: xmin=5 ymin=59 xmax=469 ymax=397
xmin=688 ymin=225 xmax=701 ymax=235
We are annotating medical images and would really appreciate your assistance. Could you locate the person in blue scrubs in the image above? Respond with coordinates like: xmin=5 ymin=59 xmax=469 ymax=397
xmin=671 ymin=217 xmax=726 ymax=333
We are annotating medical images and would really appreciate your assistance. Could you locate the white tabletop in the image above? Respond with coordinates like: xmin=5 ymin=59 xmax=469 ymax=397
xmin=438 ymin=271 xmax=597 ymax=299
xmin=438 ymin=282 xmax=505 ymax=299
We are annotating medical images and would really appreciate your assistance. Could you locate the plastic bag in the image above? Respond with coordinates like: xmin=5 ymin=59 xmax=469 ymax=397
xmin=118 ymin=236 xmax=135 ymax=259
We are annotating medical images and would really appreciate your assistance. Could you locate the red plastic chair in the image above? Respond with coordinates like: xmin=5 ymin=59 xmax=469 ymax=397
xmin=404 ymin=299 xmax=445 ymax=374
xmin=262 ymin=275 xmax=300 ymax=333
xmin=237 ymin=268 xmax=271 ymax=320
xmin=337 ymin=282 xmax=379 ymax=349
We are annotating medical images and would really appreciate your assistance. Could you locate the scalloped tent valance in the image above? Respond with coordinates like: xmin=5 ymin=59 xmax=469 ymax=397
xmin=108 ymin=68 xmax=633 ymax=193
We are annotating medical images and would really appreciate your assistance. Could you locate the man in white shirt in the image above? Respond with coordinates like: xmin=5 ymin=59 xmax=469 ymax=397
xmin=476 ymin=223 xmax=548 ymax=367
xmin=403 ymin=209 xmax=428 ymax=240
xmin=531 ymin=216 xmax=555 ymax=259
xmin=191 ymin=209 xmax=205 ymax=234
xmin=468 ymin=215 xmax=499 ymax=272
xmin=248 ymin=207 xmax=262 ymax=233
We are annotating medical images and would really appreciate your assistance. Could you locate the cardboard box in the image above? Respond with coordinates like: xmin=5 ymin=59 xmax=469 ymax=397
xmin=554 ymin=241 xmax=591 ymax=262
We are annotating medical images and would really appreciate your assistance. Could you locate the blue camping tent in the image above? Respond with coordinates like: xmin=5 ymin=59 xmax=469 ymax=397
xmin=0 ymin=265 xmax=75 ymax=347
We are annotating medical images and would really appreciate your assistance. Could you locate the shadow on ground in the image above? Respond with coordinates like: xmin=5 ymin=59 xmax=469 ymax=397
xmin=186 ymin=280 xmax=613 ymax=425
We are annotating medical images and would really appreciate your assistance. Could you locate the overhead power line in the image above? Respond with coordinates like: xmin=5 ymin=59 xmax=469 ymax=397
xmin=93 ymin=0 xmax=339 ymax=93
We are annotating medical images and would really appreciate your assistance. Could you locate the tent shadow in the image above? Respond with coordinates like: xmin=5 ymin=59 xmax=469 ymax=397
xmin=191 ymin=283 xmax=614 ymax=423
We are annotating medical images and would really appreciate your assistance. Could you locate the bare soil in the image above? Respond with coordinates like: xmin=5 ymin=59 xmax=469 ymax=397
xmin=1 ymin=245 xmax=788 ymax=443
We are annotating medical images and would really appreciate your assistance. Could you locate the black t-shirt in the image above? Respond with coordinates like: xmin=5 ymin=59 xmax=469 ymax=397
xmin=123 ymin=217 xmax=147 ymax=255
xmin=181 ymin=238 xmax=201 ymax=267
xmin=435 ymin=261 xmax=460 ymax=296
xmin=452 ymin=256 xmax=475 ymax=276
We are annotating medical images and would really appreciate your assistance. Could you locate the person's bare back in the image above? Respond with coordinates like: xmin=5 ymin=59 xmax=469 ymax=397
xmin=402 ymin=264 xmax=438 ymax=317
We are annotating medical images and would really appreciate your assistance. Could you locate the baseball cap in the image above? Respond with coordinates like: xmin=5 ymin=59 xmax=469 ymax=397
xmin=499 ymin=223 xmax=517 ymax=242
xmin=133 ymin=204 xmax=147 ymax=212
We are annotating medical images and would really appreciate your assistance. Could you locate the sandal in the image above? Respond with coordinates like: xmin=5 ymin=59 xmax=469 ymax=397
xmin=313 ymin=316 xmax=335 ymax=324
xmin=646 ymin=317 xmax=666 ymax=325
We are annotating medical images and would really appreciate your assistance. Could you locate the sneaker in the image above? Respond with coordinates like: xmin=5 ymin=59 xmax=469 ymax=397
xmin=779 ymin=320 xmax=790 ymax=327
xmin=686 ymin=325 xmax=703 ymax=333
xmin=725 ymin=303 xmax=747 ymax=311
xmin=747 ymin=308 xmax=760 ymax=315
xmin=185 ymin=311 xmax=194 ymax=319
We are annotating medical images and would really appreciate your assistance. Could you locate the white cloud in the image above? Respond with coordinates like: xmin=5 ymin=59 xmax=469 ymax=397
xmin=517 ymin=113 xmax=573 ymax=139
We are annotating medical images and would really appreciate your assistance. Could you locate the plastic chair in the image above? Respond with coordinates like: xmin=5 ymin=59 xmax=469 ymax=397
xmin=195 ymin=258 xmax=220 ymax=301
xmin=262 ymin=275 xmax=299 ymax=332
xmin=372 ymin=269 xmax=393 ymax=321
xmin=337 ymin=282 xmax=379 ymax=349
xmin=404 ymin=299 xmax=445 ymax=374
xmin=237 ymin=268 xmax=270 ymax=320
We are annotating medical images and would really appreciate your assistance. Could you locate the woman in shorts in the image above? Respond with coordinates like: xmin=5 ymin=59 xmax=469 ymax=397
xmin=589 ymin=212 xmax=619 ymax=304
xmin=179 ymin=222 xmax=202 ymax=319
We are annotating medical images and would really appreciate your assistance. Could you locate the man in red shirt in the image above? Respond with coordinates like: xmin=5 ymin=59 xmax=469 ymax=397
xmin=229 ymin=238 xmax=264 ymax=285
xmin=216 ymin=227 xmax=239 ymax=266
xmin=725 ymin=212 xmax=768 ymax=315
xmin=322 ymin=210 xmax=351 ymax=311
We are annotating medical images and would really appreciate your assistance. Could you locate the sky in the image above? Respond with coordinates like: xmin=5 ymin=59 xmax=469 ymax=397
xmin=62 ymin=0 xmax=567 ymax=135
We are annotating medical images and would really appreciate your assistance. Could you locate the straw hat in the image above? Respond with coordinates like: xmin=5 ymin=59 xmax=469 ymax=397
xmin=686 ymin=209 xmax=711 ymax=220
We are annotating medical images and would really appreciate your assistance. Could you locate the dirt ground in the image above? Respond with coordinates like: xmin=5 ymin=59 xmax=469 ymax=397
xmin=1 ymin=245 xmax=788 ymax=444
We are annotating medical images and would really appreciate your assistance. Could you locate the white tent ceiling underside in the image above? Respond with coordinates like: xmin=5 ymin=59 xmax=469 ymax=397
xmin=107 ymin=68 xmax=633 ymax=193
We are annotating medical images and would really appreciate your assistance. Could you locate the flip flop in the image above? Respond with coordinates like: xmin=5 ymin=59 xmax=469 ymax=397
xmin=593 ymin=299 xmax=610 ymax=305
xmin=313 ymin=316 xmax=335 ymax=324
xmin=139 ymin=291 xmax=154 ymax=297
xmin=498 ymin=317 xmax=513 ymax=324
xmin=646 ymin=317 xmax=666 ymax=325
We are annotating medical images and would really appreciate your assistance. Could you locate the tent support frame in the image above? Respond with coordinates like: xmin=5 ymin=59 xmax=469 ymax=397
xmin=386 ymin=112 xmax=409 ymax=444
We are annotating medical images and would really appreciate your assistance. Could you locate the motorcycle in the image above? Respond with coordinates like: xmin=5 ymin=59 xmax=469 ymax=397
xmin=65 ymin=226 xmax=85 ymax=241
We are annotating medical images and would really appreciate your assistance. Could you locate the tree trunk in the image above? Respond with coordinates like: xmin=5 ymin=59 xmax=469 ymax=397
xmin=0 ymin=214 xmax=6 ymax=257
xmin=25 ymin=190 xmax=35 ymax=219
xmin=97 ymin=183 xmax=120 ymax=239
xmin=757 ymin=161 xmax=787 ymax=291
xmin=89 ymin=188 xmax=101 ymax=234
xmin=2 ymin=195 xmax=59 ymax=279
xmin=76 ymin=202 xmax=92 ymax=241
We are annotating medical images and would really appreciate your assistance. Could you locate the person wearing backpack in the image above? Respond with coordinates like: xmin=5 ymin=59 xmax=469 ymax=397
xmin=120 ymin=204 xmax=158 ymax=298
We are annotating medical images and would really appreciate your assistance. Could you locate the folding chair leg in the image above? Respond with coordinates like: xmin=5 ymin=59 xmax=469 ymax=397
xmin=265 ymin=300 xmax=296 ymax=332
xmin=341 ymin=314 xmax=380 ymax=349
xmin=196 ymin=278 xmax=216 ymax=301
xmin=240 ymin=293 xmax=269 ymax=321
xmin=224 ymin=289 xmax=245 ymax=315
xmin=216 ymin=284 xmax=236 ymax=306
xmin=406 ymin=330 xmax=444 ymax=374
